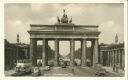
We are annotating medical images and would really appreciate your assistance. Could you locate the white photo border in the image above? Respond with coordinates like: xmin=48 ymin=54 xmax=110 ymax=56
xmin=0 ymin=0 xmax=127 ymax=80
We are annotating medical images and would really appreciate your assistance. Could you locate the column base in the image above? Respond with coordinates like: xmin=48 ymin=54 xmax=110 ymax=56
xmin=54 ymin=60 xmax=59 ymax=67
xmin=52 ymin=67 xmax=61 ymax=69
xmin=81 ymin=65 xmax=87 ymax=68
xmin=54 ymin=64 xmax=59 ymax=67
xmin=81 ymin=64 xmax=87 ymax=67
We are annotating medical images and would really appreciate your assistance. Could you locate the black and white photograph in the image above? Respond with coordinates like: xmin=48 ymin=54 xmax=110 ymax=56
xmin=3 ymin=2 xmax=127 ymax=78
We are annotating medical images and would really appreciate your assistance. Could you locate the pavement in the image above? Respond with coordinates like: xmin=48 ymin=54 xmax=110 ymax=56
xmin=4 ymin=66 xmax=124 ymax=77
xmin=72 ymin=67 xmax=97 ymax=77
xmin=44 ymin=67 xmax=73 ymax=76
xmin=102 ymin=66 xmax=124 ymax=77
xmin=42 ymin=66 xmax=97 ymax=77
xmin=5 ymin=70 xmax=15 ymax=76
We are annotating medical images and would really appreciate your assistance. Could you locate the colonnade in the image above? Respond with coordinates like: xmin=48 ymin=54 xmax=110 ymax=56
xmin=100 ymin=48 xmax=124 ymax=69
xmin=30 ymin=38 xmax=99 ymax=67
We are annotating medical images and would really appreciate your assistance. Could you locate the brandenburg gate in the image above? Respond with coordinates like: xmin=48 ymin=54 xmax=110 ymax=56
xmin=28 ymin=10 xmax=101 ymax=67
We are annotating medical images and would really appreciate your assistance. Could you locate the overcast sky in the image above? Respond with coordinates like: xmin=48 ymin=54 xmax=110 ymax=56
xmin=5 ymin=3 xmax=124 ymax=56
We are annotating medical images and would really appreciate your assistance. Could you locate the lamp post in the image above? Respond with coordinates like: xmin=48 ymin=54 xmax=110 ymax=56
xmin=16 ymin=33 xmax=20 ymax=63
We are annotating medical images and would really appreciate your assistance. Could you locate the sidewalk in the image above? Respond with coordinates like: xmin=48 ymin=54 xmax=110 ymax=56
xmin=5 ymin=69 xmax=15 ymax=76
xmin=103 ymin=66 xmax=124 ymax=77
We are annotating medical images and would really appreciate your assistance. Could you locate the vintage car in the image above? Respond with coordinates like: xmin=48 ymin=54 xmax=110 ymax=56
xmin=42 ymin=66 xmax=50 ymax=71
xmin=15 ymin=59 xmax=32 ymax=73
xmin=95 ymin=64 xmax=107 ymax=76
xmin=32 ymin=67 xmax=41 ymax=76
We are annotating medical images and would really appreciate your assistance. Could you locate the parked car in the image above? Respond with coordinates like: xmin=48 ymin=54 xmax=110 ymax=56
xmin=95 ymin=64 xmax=107 ymax=76
xmin=11 ymin=71 xmax=26 ymax=76
xmin=15 ymin=59 xmax=32 ymax=73
xmin=60 ymin=61 xmax=67 ymax=68
xmin=32 ymin=67 xmax=41 ymax=76
xmin=48 ymin=60 xmax=54 ymax=67
xmin=42 ymin=66 xmax=50 ymax=71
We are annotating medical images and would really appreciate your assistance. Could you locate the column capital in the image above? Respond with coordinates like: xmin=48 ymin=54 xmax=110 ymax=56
xmin=94 ymin=38 xmax=99 ymax=41
xmin=30 ymin=38 xmax=38 ymax=41
xmin=70 ymin=38 xmax=75 ymax=40
xmin=54 ymin=38 xmax=59 ymax=40
xmin=42 ymin=38 xmax=47 ymax=40
xmin=81 ymin=38 xmax=87 ymax=40
xmin=91 ymin=38 xmax=99 ymax=42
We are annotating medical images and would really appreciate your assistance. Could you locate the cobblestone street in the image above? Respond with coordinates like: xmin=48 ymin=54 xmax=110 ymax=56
xmin=5 ymin=66 xmax=124 ymax=77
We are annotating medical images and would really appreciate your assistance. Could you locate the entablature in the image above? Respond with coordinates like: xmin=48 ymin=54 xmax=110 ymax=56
xmin=30 ymin=24 xmax=99 ymax=32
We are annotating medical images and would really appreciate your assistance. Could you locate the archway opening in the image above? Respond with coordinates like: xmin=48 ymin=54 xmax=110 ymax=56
xmin=74 ymin=41 xmax=81 ymax=66
xmin=86 ymin=41 xmax=92 ymax=67
xmin=59 ymin=40 xmax=70 ymax=67
xmin=36 ymin=40 xmax=43 ymax=66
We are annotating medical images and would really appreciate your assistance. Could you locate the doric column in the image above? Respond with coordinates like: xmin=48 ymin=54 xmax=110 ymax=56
xmin=109 ymin=51 xmax=112 ymax=67
xmin=100 ymin=51 xmax=103 ymax=65
xmin=42 ymin=38 xmax=47 ymax=67
xmin=46 ymin=40 xmax=49 ymax=65
xmin=115 ymin=50 xmax=118 ymax=65
xmin=116 ymin=50 xmax=118 ymax=64
xmin=70 ymin=39 xmax=75 ymax=67
xmin=107 ymin=51 xmax=110 ymax=66
xmin=91 ymin=41 xmax=94 ymax=66
xmin=120 ymin=49 xmax=122 ymax=68
xmin=93 ymin=39 xmax=99 ymax=67
xmin=30 ymin=38 xmax=34 ymax=60
xmin=118 ymin=49 xmax=121 ymax=68
xmin=109 ymin=51 xmax=111 ymax=66
xmin=113 ymin=50 xmax=116 ymax=66
xmin=30 ymin=38 xmax=37 ymax=66
xmin=81 ymin=39 xmax=87 ymax=66
xmin=111 ymin=50 xmax=114 ymax=66
xmin=25 ymin=49 xmax=28 ymax=59
xmin=106 ymin=51 xmax=108 ymax=66
xmin=122 ymin=49 xmax=125 ymax=70
xmin=54 ymin=39 xmax=59 ymax=66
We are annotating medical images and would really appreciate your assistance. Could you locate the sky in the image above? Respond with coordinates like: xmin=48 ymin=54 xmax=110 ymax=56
xmin=5 ymin=3 xmax=124 ymax=56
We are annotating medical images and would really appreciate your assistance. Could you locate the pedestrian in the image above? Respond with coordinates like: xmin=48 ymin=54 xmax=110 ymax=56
xmin=115 ymin=63 xmax=120 ymax=73
xmin=122 ymin=66 xmax=124 ymax=71
xmin=113 ymin=64 xmax=116 ymax=72
xmin=71 ymin=67 xmax=75 ymax=74
xmin=37 ymin=61 xmax=42 ymax=67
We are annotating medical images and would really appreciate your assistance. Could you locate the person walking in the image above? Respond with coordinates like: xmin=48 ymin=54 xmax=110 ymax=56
xmin=113 ymin=64 xmax=116 ymax=72
xmin=71 ymin=67 xmax=75 ymax=75
xmin=115 ymin=63 xmax=120 ymax=73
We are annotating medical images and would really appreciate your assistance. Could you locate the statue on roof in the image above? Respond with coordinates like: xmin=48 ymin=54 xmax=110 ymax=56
xmin=69 ymin=18 xmax=72 ymax=23
xmin=61 ymin=9 xmax=69 ymax=24
xmin=57 ymin=16 xmax=60 ymax=24
xmin=56 ymin=9 xmax=73 ymax=24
